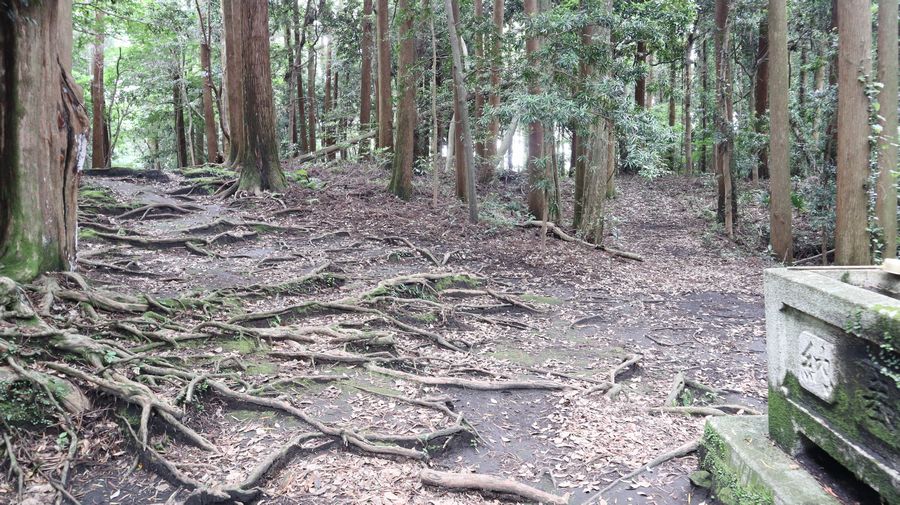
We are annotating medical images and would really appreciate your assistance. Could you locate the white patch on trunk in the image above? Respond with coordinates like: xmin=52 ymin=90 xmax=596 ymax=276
xmin=75 ymin=132 xmax=87 ymax=172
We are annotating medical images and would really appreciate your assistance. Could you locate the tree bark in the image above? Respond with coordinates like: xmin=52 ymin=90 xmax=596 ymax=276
xmin=284 ymin=5 xmax=298 ymax=152
xmin=307 ymin=42 xmax=317 ymax=152
xmin=445 ymin=0 xmax=479 ymax=222
xmin=875 ymin=0 xmax=898 ymax=258
xmin=578 ymin=0 xmax=613 ymax=243
xmin=431 ymin=12 xmax=439 ymax=207
xmin=389 ymin=0 xmax=418 ymax=199
xmin=0 ymin=0 xmax=90 ymax=281
xmin=683 ymin=24 xmax=696 ymax=175
xmin=834 ymin=0 xmax=872 ymax=265
xmin=525 ymin=0 xmax=546 ymax=219
xmin=197 ymin=0 xmax=220 ymax=163
xmin=714 ymin=0 xmax=734 ymax=238
xmin=360 ymin=0 xmax=374 ymax=159
xmin=699 ymin=37 xmax=708 ymax=173
xmin=376 ymin=0 xmax=393 ymax=150
xmin=768 ymin=0 xmax=793 ymax=262
xmin=473 ymin=0 xmax=485 ymax=170
xmin=172 ymin=65 xmax=189 ymax=168
xmin=875 ymin=0 xmax=898 ymax=260
xmin=753 ymin=17 xmax=769 ymax=182
xmin=668 ymin=62 xmax=676 ymax=169
xmin=91 ymin=9 xmax=108 ymax=169
xmin=293 ymin=0 xmax=310 ymax=154
xmin=480 ymin=0 xmax=503 ymax=183
xmin=452 ymin=0 xmax=466 ymax=200
xmin=222 ymin=0 xmax=244 ymax=166
xmin=635 ymin=41 xmax=647 ymax=109
xmin=323 ymin=40 xmax=334 ymax=157
xmin=226 ymin=0 xmax=286 ymax=192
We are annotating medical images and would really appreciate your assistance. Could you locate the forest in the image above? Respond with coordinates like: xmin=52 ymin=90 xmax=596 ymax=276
xmin=0 ymin=0 xmax=897 ymax=503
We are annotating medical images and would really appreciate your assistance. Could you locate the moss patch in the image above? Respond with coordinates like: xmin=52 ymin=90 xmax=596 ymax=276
xmin=0 ymin=378 xmax=64 ymax=427
xmin=700 ymin=424 xmax=774 ymax=505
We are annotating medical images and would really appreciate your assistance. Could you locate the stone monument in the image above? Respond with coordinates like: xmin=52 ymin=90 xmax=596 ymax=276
xmin=698 ymin=266 xmax=899 ymax=505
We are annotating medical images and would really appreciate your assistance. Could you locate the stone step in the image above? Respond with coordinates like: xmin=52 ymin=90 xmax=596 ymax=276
xmin=699 ymin=415 xmax=840 ymax=505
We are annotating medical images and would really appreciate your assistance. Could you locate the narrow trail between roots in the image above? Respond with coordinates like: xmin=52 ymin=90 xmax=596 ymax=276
xmin=4 ymin=163 xmax=772 ymax=505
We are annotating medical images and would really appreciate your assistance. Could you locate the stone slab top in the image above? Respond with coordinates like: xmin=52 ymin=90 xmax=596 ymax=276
xmin=704 ymin=415 xmax=841 ymax=505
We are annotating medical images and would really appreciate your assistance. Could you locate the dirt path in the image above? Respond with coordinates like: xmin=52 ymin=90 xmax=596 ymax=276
xmin=16 ymin=165 xmax=771 ymax=505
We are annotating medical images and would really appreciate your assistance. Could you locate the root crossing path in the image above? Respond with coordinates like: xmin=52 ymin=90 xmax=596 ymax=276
xmin=1 ymin=165 xmax=769 ymax=505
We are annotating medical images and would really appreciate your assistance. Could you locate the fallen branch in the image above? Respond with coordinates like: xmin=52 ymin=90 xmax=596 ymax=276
xmin=420 ymin=469 xmax=569 ymax=505
xmin=293 ymin=131 xmax=376 ymax=163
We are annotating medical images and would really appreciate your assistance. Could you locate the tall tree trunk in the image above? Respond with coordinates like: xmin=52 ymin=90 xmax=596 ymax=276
xmin=452 ymin=0 xmax=466 ymax=200
xmin=834 ymin=0 xmax=872 ymax=265
xmin=293 ymin=0 xmax=310 ymax=154
xmin=431 ymin=12 xmax=440 ymax=207
xmin=768 ymin=0 xmax=793 ymax=262
xmin=753 ymin=17 xmax=769 ymax=182
xmin=445 ymin=0 xmax=478 ymax=222
xmin=823 ymin=0 xmax=839 ymax=171
xmin=360 ymin=0 xmax=374 ymax=159
xmin=183 ymin=78 xmax=198 ymax=166
xmin=197 ymin=0 xmax=219 ymax=163
xmin=480 ymin=0 xmax=503 ymax=182
xmin=226 ymin=0 xmax=286 ymax=192
xmin=798 ymin=44 xmax=808 ymax=109
xmin=578 ymin=0 xmax=613 ymax=243
xmin=323 ymin=40 xmax=334 ymax=158
xmin=307 ymin=43 xmax=317 ymax=152
xmin=222 ymin=0 xmax=243 ymax=166
xmin=0 ymin=0 xmax=89 ymax=281
xmin=668 ymin=62 xmax=676 ymax=169
xmin=635 ymin=41 xmax=647 ymax=109
xmin=525 ymin=0 xmax=546 ymax=219
xmin=700 ymin=37 xmax=708 ymax=173
xmin=683 ymin=25 xmax=696 ymax=175
xmin=172 ymin=67 xmax=189 ymax=168
xmin=473 ymin=0 xmax=485 ymax=169
xmin=389 ymin=0 xmax=418 ymax=199
xmin=714 ymin=0 xmax=734 ymax=238
xmin=91 ymin=9 xmax=108 ymax=169
xmin=284 ymin=7 xmax=298 ymax=151
xmin=875 ymin=0 xmax=898 ymax=260
xmin=376 ymin=0 xmax=393 ymax=149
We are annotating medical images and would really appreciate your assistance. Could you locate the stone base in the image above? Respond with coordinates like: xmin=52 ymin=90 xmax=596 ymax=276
xmin=699 ymin=415 xmax=840 ymax=505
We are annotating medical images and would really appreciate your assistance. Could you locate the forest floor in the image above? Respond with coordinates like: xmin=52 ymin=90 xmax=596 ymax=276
xmin=3 ymin=161 xmax=777 ymax=505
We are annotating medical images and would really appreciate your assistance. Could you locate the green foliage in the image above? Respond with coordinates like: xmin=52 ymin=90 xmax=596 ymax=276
xmin=0 ymin=379 xmax=57 ymax=427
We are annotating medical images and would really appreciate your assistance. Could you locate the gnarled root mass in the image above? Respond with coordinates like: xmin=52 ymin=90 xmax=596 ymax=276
xmin=0 ymin=262 xmax=590 ymax=503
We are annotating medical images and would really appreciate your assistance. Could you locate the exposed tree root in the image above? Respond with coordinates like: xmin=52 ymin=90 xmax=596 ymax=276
xmin=583 ymin=354 xmax=641 ymax=399
xmin=1 ymin=225 xmax=583 ymax=503
xmin=420 ymin=469 xmax=570 ymax=505
xmin=117 ymin=202 xmax=203 ymax=220
xmin=519 ymin=220 xmax=644 ymax=261
xmin=582 ymin=439 xmax=699 ymax=503
xmin=92 ymin=230 xmax=258 ymax=249
xmin=365 ymin=363 xmax=571 ymax=391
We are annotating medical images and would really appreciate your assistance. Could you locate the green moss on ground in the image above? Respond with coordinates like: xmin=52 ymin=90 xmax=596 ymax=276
xmin=0 ymin=377 xmax=67 ymax=427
